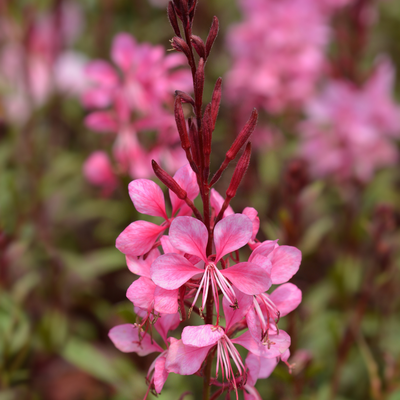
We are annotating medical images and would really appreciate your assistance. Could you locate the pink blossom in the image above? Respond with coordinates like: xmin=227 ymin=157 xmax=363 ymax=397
xmin=82 ymin=33 xmax=191 ymax=182
xmin=226 ymin=0 xmax=330 ymax=114
xmin=166 ymin=293 xmax=291 ymax=399
xmin=151 ymin=214 xmax=272 ymax=323
xmin=82 ymin=151 xmax=118 ymax=195
xmin=299 ymin=58 xmax=400 ymax=182
xmin=0 ymin=2 xmax=86 ymax=124
xmin=116 ymin=164 xmax=199 ymax=256
xmin=109 ymin=311 xmax=180 ymax=396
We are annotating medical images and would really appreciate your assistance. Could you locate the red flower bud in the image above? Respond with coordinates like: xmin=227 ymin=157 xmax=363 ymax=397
xmin=206 ymin=16 xmax=219 ymax=58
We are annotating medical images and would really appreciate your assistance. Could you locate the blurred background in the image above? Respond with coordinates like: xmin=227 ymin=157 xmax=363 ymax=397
xmin=1 ymin=0 xmax=400 ymax=399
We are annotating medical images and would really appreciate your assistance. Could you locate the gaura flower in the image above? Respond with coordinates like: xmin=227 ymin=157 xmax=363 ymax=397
xmin=151 ymin=214 xmax=272 ymax=323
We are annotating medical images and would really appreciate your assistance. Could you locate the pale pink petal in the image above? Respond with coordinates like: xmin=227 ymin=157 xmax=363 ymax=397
xmin=154 ymin=354 xmax=169 ymax=394
xmin=154 ymin=287 xmax=179 ymax=314
xmin=249 ymin=254 xmax=273 ymax=276
xmin=85 ymin=60 xmax=118 ymax=87
xmin=245 ymin=353 xmax=261 ymax=386
xmin=169 ymin=217 xmax=208 ymax=261
xmin=154 ymin=312 xmax=180 ymax=344
xmin=84 ymin=111 xmax=118 ymax=133
xmin=160 ymin=236 xmax=177 ymax=254
xmin=281 ymin=349 xmax=290 ymax=363
xmin=249 ymin=240 xmax=278 ymax=261
xmin=125 ymin=248 xmax=160 ymax=278
xmin=214 ymin=214 xmax=253 ymax=261
xmin=244 ymin=385 xmax=262 ymax=400
xmin=151 ymin=253 xmax=202 ymax=289
xmin=109 ymin=324 xmax=163 ymax=355
xmin=269 ymin=283 xmax=302 ymax=317
xmin=111 ymin=33 xmax=136 ymax=72
xmin=170 ymin=164 xmax=199 ymax=216
xmin=223 ymin=288 xmax=253 ymax=331
xmin=221 ymin=262 xmax=272 ymax=295
xmin=258 ymin=356 xmax=279 ymax=379
xmin=271 ymin=246 xmax=302 ymax=284
xmin=83 ymin=151 xmax=117 ymax=191
xmin=116 ymin=221 xmax=166 ymax=256
xmin=210 ymin=189 xmax=234 ymax=218
xmin=128 ymin=179 xmax=167 ymax=219
xmin=245 ymin=307 xmax=262 ymax=343
xmin=182 ymin=325 xmax=224 ymax=347
xmin=126 ymin=277 xmax=155 ymax=309
xmin=166 ymin=340 xmax=213 ymax=375
xmin=81 ymin=87 xmax=112 ymax=108
xmin=243 ymin=207 xmax=260 ymax=240
xmin=232 ymin=330 xmax=291 ymax=359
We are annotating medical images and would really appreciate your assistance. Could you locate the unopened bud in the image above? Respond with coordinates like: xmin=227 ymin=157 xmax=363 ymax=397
xmin=174 ymin=96 xmax=190 ymax=151
xmin=175 ymin=90 xmax=195 ymax=107
xmin=194 ymin=58 xmax=205 ymax=115
xmin=206 ymin=16 xmax=219 ymax=58
xmin=152 ymin=160 xmax=187 ymax=200
xmin=170 ymin=36 xmax=191 ymax=59
xmin=191 ymin=35 xmax=206 ymax=60
xmin=168 ymin=2 xmax=181 ymax=38
xmin=211 ymin=77 xmax=222 ymax=131
xmin=226 ymin=108 xmax=257 ymax=161
xmin=226 ymin=142 xmax=252 ymax=199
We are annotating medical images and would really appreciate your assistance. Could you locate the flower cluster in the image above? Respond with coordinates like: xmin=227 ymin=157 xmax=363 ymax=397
xmin=0 ymin=1 xmax=86 ymax=124
xmin=299 ymin=58 xmax=400 ymax=182
xmin=108 ymin=1 xmax=302 ymax=398
xmin=225 ymin=0 xmax=330 ymax=115
xmin=82 ymin=33 xmax=192 ymax=192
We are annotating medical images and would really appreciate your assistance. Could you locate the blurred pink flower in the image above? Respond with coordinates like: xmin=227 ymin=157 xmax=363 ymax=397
xmin=226 ymin=0 xmax=330 ymax=114
xmin=0 ymin=2 xmax=87 ymax=124
xmin=83 ymin=151 xmax=117 ymax=195
xmin=82 ymin=33 xmax=192 ymax=184
xmin=299 ymin=58 xmax=400 ymax=182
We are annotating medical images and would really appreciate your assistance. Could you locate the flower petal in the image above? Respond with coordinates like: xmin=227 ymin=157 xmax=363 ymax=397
xmin=111 ymin=33 xmax=136 ymax=72
xmin=169 ymin=217 xmax=208 ymax=261
xmin=170 ymin=164 xmax=199 ymax=216
xmin=151 ymin=253 xmax=202 ymax=290
xmin=154 ymin=287 xmax=179 ymax=314
xmin=128 ymin=179 xmax=167 ymax=219
xmin=258 ymin=356 xmax=279 ymax=379
xmin=210 ymin=189 xmax=234 ymax=218
xmin=221 ymin=262 xmax=272 ymax=295
xmin=154 ymin=312 xmax=180 ymax=344
xmin=84 ymin=111 xmax=118 ymax=133
xmin=271 ymin=246 xmax=302 ymax=284
xmin=182 ymin=325 xmax=224 ymax=347
xmin=165 ymin=340 xmax=212 ymax=375
xmin=223 ymin=287 xmax=253 ymax=331
xmin=125 ymin=248 xmax=159 ymax=278
xmin=85 ymin=60 xmax=118 ymax=87
xmin=109 ymin=324 xmax=163 ymax=355
xmin=249 ymin=240 xmax=278 ymax=261
xmin=116 ymin=221 xmax=166 ymax=256
xmin=154 ymin=354 xmax=169 ymax=394
xmin=245 ymin=353 xmax=261 ymax=387
xmin=269 ymin=283 xmax=302 ymax=317
xmin=214 ymin=214 xmax=253 ymax=261
xmin=243 ymin=207 xmax=260 ymax=240
xmin=232 ymin=330 xmax=291 ymax=359
xmin=126 ymin=277 xmax=155 ymax=309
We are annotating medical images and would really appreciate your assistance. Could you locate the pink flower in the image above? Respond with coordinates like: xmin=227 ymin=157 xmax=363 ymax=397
xmin=166 ymin=293 xmax=291 ymax=399
xmin=116 ymin=164 xmax=199 ymax=256
xmin=109 ymin=311 xmax=180 ymax=396
xmin=299 ymin=57 xmax=400 ymax=181
xmin=83 ymin=151 xmax=117 ymax=195
xmin=151 ymin=214 xmax=272 ymax=323
xmin=226 ymin=0 xmax=329 ymax=114
xmin=82 ymin=33 xmax=191 ymax=182
xmin=126 ymin=249 xmax=179 ymax=315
